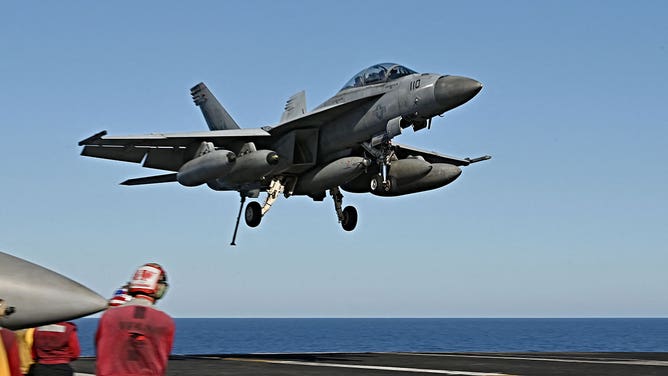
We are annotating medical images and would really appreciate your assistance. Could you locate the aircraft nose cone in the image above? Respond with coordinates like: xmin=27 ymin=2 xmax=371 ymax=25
xmin=434 ymin=76 xmax=483 ymax=112
xmin=0 ymin=251 xmax=108 ymax=330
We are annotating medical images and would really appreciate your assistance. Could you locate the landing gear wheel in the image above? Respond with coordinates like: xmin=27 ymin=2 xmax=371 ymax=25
xmin=370 ymin=176 xmax=391 ymax=192
xmin=341 ymin=206 xmax=358 ymax=231
xmin=245 ymin=201 xmax=262 ymax=228
xmin=381 ymin=179 xmax=391 ymax=192
xmin=370 ymin=176 xmax=379 ymax=191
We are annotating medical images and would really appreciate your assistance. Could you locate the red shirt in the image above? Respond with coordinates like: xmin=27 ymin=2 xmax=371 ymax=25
xmin=32 ymin=322 xmax=80 ymax=365
xmin=0 ymin=329 xmax=21 ymax=376
xmin=95 ymin=301 xmax=175 ymax=376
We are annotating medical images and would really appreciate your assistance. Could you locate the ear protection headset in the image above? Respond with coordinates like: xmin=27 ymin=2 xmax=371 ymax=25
xmin=129 ymin=263 xmax=169 ymax=300
xmin=154 ymin=270 xmax=169 ymax=300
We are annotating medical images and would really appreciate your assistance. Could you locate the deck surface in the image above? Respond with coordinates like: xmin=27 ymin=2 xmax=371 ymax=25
xmin=72 ymin=352 xmax=668 ymax=375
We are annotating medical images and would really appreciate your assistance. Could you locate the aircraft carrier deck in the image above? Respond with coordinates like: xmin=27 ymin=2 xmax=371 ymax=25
xmin=72 ymin=352 xmax=668 ymax=375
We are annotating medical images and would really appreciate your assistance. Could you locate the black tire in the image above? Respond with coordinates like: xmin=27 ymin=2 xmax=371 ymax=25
xmin=371 ymin=176 xmax=391 ymax=192
xmin=382 ymin=179 xmax=392 ymax=192
xmin=245 ymin=201 xmax=262 ymax=227
xmin=341 ymin=206 xmax=358 ymax=231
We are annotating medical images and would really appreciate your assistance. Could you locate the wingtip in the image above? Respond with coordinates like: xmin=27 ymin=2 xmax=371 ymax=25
xmin=78 ymin=130 xmax=107 ymax=146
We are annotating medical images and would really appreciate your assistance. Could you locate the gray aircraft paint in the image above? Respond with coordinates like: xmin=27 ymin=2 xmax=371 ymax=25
xmin=0 ymin=251 xmax=107 ymax=330
xmin=79 ymin=63 xmax=489 ymax=243
xmin=280 ymin=91 xmax=307 ymax=123
xmin=191 ymin=83 xmax=241 ymax=130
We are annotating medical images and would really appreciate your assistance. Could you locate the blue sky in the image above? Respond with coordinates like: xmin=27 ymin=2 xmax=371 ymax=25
xmin=1 ymin=1 xmax=666 ymax=317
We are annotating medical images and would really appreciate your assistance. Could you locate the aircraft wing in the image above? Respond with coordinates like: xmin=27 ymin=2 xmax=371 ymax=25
xmin=79 ymin=93 xmax=382 ymax=172
xmin=79 ymin=128 xmax=271 ymax=172
xmin=393 ymin=143 xmax=491 ymax=166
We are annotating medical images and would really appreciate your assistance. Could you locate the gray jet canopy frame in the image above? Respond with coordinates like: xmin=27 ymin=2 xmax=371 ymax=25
xmin=340 ymin=63 xmax=417 ymax=91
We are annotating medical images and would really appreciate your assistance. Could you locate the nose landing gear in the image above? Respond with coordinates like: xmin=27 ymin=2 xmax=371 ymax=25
xmin=370 ymin=175 xmax=392 ymax=192
xmin=362 ymin=139 xmax=395 ymax=193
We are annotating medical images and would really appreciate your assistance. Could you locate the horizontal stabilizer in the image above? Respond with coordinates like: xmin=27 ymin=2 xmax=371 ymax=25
xmin=466 ymin=155 xmax=492 ymax=164
xmin=190 ymin=82 xmax=241 ymax=131
xmin=394 ymin=143 xmax=492 ymax=167
xmin=121 ymin=173 xmax=177 ymax=186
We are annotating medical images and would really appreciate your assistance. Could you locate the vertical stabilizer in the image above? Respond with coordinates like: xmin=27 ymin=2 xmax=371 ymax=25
xmin=280 ymin=91 xmax=306 ymax=123
xmin=190 ymin=83 xmax=241 ymax=130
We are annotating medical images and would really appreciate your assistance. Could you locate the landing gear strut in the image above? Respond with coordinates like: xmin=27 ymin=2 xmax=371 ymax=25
xmin=230 ymin=178 xmax=287 ymax=246
xmin=331 ymin=187 xmax=357 ymax=231
xmin=261 ymin=177 xmax=285 ymax=215
xmin=243 ymin=177 xmax=286 ymax=228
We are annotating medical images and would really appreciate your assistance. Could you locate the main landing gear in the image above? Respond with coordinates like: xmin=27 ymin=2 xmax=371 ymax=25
xmin=244 ymin=201 xmax=262 ymax=227
xmin=230 ymin=180 xmax=357 ymax=246
xmin=331 ymin=187 xmax=357 ymax=231
xmin=243 ymin=177 xmax=286 ymax=229
xmin=244 ymin=186 xmax=359 ymax=233
xmin=230 ymin=194 xmax=266 ymax=246
xmin=230 ymin=178 xmax=287 ymax=246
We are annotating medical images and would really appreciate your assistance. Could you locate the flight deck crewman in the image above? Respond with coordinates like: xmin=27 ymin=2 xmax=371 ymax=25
xmin=0 ymin=335 xmax=9 ymax=376
xmin=0 ymin=299 xmax=21 ymax=376
xmin=14 ymin=328 xmax=34 ymax=375
xmin=95 ymin=263 xmax=175 ymax=376
xmin=0 ymin=330 xmax=20 ymax=376
xmin=30 ymin=322 xmax=79 ymax=376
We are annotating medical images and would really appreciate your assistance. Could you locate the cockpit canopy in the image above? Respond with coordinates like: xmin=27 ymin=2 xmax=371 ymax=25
xmin=340 ymin=63 xmax=417 ymax=91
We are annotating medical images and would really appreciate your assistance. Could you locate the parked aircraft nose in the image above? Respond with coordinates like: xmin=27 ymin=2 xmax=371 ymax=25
xmin=434 ymin=76 xmax=483 ymax=112
xmin=0 ymin=251 xmax=107 ymax=330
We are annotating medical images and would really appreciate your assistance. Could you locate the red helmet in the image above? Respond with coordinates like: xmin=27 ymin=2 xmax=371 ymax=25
xmin=128 ymin=263 xmax=168 ymax=300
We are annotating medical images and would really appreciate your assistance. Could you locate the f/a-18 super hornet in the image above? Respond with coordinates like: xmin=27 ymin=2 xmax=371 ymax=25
xmin=79 ymin=63 xmax=490 ymax=244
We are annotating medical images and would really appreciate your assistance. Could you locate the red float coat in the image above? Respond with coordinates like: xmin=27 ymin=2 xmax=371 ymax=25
xmin=0 ymin=329 xmax=21 ymax=376
xmin=95 ymin=298 xmax=175 ymax=376
xmin=32 ymin=322 xmax=80 ymax=365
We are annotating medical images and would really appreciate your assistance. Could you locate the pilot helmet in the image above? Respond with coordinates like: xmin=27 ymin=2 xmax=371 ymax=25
xmin=128 ymin=263 xmax=169 ymax=300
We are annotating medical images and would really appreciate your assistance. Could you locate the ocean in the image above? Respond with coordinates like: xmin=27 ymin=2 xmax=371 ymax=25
xmin=73 ymin=318 xmax=668 ymax=356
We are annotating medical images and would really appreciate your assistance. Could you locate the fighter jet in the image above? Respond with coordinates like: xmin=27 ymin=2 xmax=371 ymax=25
xmin=0 ymin=251 xmax=107 ymax=330
xmin=79 ymin=63 xmax=490 ymax=244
